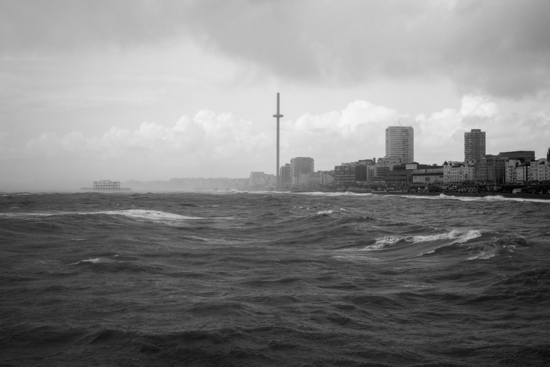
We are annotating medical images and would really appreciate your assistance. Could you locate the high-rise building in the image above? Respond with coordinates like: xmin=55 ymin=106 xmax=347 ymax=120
xmin=290 ymin=157 xmax=314 ymax=187
xmin=464 ymin=129 xmax=486 ymax=162
xmin=279 ymin=163 xmax=292 ymax=187
xmin=385 ymin=126 xmax=414 ymax=164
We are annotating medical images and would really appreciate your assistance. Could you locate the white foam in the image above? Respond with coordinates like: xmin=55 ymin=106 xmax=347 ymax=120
xmin=468 ymin=250 xmax=497 ymax=260
xmin=361 ymin=236 xmax=401 ymax=251
xmin=70 ymin=258 xmax=102 ymax=265
xmin=454 ymin=229 xmax=482 ymax=243
xmin=366 ymin=229 xmax=482 ymax=252
xmin=316 ymin=210 xmax=334 ymax=215
xmin=99 ymin=209 xmax=202 ymax=221
xmin=402 ymin=193 xmax=550 ymax=204
xmin=0 ymin=209 xmax=203 ymax=221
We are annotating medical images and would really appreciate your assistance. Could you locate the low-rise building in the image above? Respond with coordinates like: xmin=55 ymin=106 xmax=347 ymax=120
xmin=531 ymin=159 xmax=550 ymax=182
xmin=319 ymin=171 xmax=335 ymax=187
xmin=249 ymin=172 xmax=276 ymax=188
xmin=443 ymin=161 xmax=463 ymax=183
xmin=334 ymin=162 xmax=357 ymax=187
xmin=411 ymin=166 xmax=444 ymax=185
xmin=498 ymin=151 xmax=535 ymax=162
xmin=334 ymin=159 xmax=375 ymax=187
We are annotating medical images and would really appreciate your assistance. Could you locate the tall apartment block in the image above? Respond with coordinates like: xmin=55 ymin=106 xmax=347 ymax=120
xmin=385 ymin=126 xmax=414 ymax=164
xmin=464 ymin=129 xmax=486 ymax=162
xmin=290 ymin=157 xmax=314 ymax=187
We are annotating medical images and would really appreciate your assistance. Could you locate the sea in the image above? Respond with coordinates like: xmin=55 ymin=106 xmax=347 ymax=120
xmin=1 ymin=191 xmax=549 ymax=367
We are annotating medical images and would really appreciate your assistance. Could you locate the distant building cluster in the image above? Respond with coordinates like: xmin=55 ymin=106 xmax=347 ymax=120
xmin=247 ymin=125 xmax=550 ymax=193
xmin=82 ymin=180 xmax=131 ymax=192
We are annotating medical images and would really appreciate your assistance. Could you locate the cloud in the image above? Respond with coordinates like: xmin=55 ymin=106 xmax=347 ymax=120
xmin=0 ymin=0 xmax=183 ymax=52
xmin=283 ymin=100 xmax=403 ymax=168
xmin=18 ymin=110 xmax=272 ymax=179
xmin=2 ymin=95 xmax=550 ymax=185
xmin=0 ymin=1 xmax=543 ymax=97
xmin=284 ymin=95 xmax=550 ymax=168
xmin=2 ymin=1 xmax=550 ymax=97
xmin=413 ymin=94 xmax=550 ymax=163
xmin=459 ymin=95 xmax=498 ymax=118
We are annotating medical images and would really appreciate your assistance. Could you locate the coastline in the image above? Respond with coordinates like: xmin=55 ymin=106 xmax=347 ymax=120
xmin=371 ymin=190 xmax=550 ymax=200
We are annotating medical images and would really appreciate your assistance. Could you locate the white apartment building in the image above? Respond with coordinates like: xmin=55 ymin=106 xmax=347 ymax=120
xmin=531 ymin=159 xmax=550 ymax=181
xmin=463 ymin=161 xmax=476 ymax=182
xmin=505 ymin=160 xmax=520 ymax=183
xmin=443 ymin=160 xmax=476 ymax=183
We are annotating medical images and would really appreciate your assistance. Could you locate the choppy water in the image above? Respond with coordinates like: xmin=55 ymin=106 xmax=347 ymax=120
xmin=1 ymin=191 xmax=549 ymax=366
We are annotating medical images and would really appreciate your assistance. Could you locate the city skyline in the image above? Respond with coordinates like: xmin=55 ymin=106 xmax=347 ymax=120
xmin=2 ymin=1 xmax=550 ymax=191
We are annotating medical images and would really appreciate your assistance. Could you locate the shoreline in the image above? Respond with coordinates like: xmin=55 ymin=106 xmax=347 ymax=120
xmin=371 ymin=190 xmax=550 ymax=200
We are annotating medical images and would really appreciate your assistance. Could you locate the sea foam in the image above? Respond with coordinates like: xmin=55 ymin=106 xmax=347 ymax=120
xmin=364 ymin=229 xmax=482 ymax=252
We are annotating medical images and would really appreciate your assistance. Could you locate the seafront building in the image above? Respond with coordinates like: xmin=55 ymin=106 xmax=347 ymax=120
xmin=474 ymin=155 xmax=508 ymax=184
xmin=498 ymin=151 xmax=535 ymax=162
xmin=410 ymin=165 xmax=444 ymax=185
xmin=464 ymin=129 xmax=486 ymax=162
xmin=374 ymin=157 xmax=402 ymax=181
xmin=81 ymin=180 xmax=131 ymax=192
xmin=531 ymin=159 xmax=550 ymax=182
xmin=443 ymin=161 xmax=476 ymax=183
xmin=443 ymin=161 xmax=464 ymax=183
xmin=279 ymin=164 xmax=292 ymax=187
xmin=249 ymin=172 xmax=275 ymax=188
xmin=290 ymin=157 xmax=314 ymax=187
xmin=385 ymin=126 xmax=414 ymax=164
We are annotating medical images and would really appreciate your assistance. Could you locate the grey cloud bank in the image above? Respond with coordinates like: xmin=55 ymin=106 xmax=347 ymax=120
xmin=2 ymin=0 xmax=550 ymax=97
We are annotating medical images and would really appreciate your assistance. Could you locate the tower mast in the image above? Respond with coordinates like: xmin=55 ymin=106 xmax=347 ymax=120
xmin=273 ymin=93 xmax=283 ymax=189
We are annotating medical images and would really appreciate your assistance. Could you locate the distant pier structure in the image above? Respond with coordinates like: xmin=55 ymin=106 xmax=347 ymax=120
xmin=273 ymin=92 xmax=283 ymax=189
xmin=82 ymin=180 xmax=131 ymax=192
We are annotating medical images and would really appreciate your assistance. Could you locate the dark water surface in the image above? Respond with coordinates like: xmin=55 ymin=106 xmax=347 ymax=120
xmin=1 ymin=191 xmax=549 ymax=366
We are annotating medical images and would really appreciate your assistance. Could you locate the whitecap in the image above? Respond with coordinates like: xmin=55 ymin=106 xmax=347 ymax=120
xmin=361 ymin=236 xmax=401 ymax=251
xmin=99 ymin=209 xmax=202 ymax=221
xmin=70 ymin=258 xmax=102 ymax=265
xmin=468 ymin=250 xmax=497 ymax=260
xmin=402 ymin=193 xmax=550 ymax=204
xmin=0 ymin=209 xmax=203 ymax=221
xmin=316 ymin=210 xmax=334 ymax=215
xmin=368 ymin=229 xmax=483 ymax=253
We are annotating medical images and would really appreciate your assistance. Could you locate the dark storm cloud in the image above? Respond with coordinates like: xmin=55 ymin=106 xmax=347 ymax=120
xmin=2 ymin=0 xmax=550 ymax=97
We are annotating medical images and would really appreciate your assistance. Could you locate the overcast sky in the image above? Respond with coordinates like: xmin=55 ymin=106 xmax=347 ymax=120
xmin=2 ymin=0 xmax=550 ymax=190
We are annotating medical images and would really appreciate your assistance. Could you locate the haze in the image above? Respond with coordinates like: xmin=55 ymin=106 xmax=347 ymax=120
xmin=1 ymin=0 xmax=550 ymax=191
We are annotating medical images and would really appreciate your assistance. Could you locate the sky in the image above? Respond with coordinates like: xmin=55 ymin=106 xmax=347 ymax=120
xmin=1 ymin=0 xmax=550 ymax=190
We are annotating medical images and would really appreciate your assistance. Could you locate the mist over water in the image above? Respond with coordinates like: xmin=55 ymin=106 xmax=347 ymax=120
xmin=1 ymin=191 xmax=549 ymax=366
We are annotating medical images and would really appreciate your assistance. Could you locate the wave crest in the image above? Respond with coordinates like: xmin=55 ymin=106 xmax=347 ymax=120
xmin=364 ymin=229 xmax=482 ymax=252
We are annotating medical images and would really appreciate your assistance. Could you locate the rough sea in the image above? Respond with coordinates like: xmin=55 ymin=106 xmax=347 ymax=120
xmin=1 ymin=191 xmax=549 ymax=367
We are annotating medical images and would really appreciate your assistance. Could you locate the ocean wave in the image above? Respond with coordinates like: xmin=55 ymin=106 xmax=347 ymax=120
xmin=363 ymin=229 xmax=483 ymax=252
xmin=294 ymin=191 xmax=374 ymax=197
xmin=99 ymin=209 xmax=202 ymax=221
xmin=466 ymin=234 xmax=531 ymax=261
xmin=402 ymin=193 xmax=550 ymax=204
xmin=316 ymin=210 xmax=334 ymax=215
xmin=70 ymin=258 xmax=103 ymax=265
xmin=0 ymin=209 xmax=203 ymax=221
xmin=70 ymin=257 xmax=167 ymax=274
